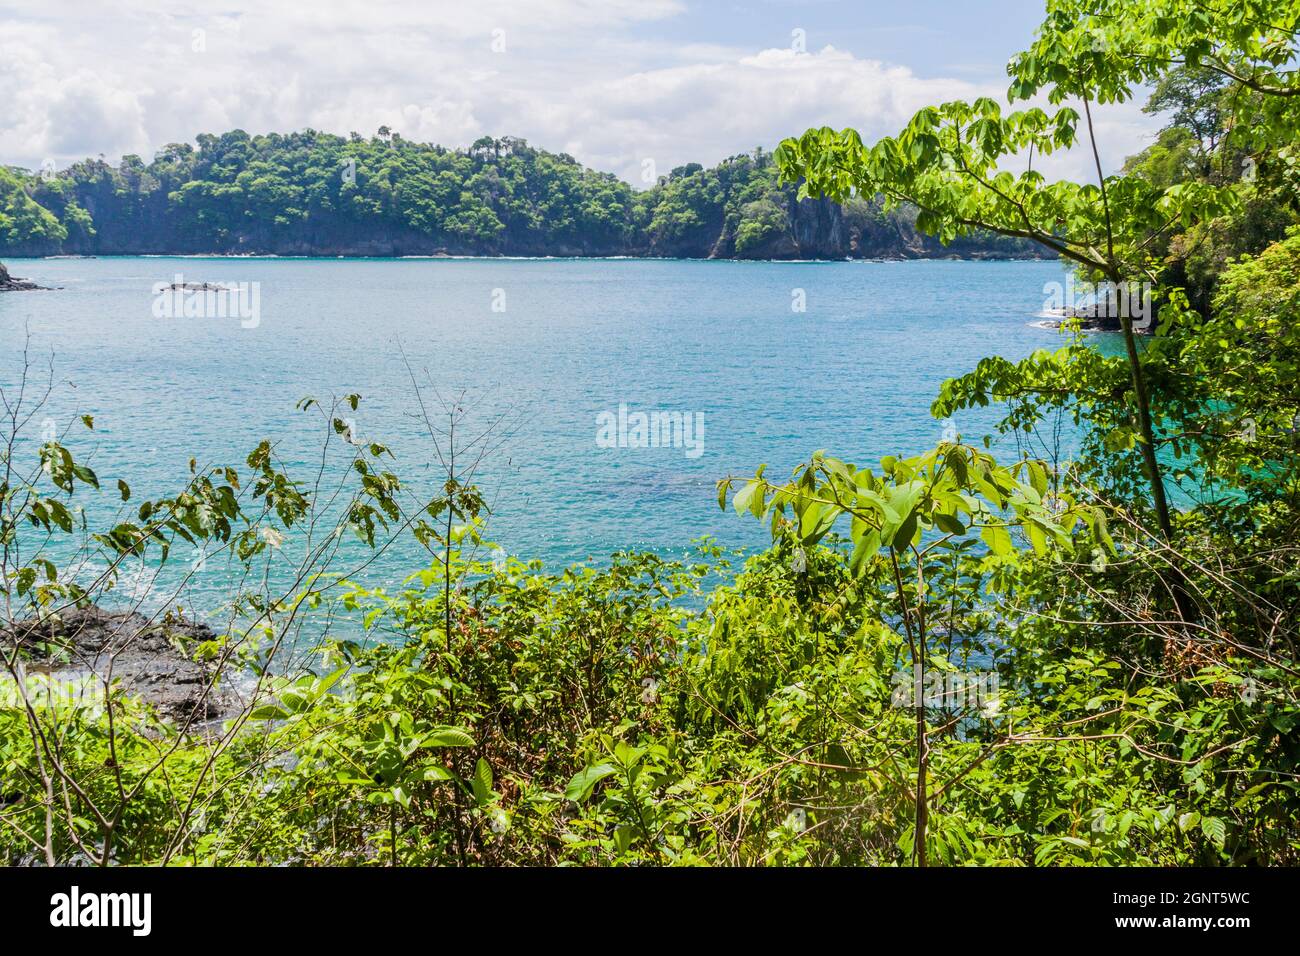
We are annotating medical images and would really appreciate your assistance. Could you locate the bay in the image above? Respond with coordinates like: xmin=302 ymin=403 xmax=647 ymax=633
xmin=0 ymin=255 xmax=1074 ymax=610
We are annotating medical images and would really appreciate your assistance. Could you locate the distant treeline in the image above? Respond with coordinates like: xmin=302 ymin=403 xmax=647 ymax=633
xmin=0 ymin=130 xmax=1046 ymax=260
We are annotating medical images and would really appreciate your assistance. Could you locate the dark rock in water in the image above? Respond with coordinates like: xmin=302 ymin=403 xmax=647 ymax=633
xmin=0 ymin=260 xmax=47 ymax=291
xmin=164 ymin=281 xmax=231 ymax=292
xmin=1036 ymin=306 xmax=1144 ymax=334
xmin=3 ymin=607 xmax=238 ymax=725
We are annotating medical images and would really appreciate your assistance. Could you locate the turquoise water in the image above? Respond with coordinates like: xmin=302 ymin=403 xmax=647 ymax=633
xmin=1 ymin=256 xmax=1072 ymax=609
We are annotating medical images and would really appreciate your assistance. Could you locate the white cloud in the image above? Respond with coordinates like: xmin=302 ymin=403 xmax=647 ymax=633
xmin=533 ymin=46 xmax=994 ymax=182
xmin=0 ymin=1 xmax=1156 ymax=184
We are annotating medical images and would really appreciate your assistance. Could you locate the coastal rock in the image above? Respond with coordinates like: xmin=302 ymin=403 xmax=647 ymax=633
xmin=0 ymin=260 xmax=46 ymax=291
xmin=164 ymin=280 xmax=232 ymax=292
xmin=725 ymin=195 xmax=848 ymax=260
xmin=3 ymin=607 xmax=238 ymax=725
xmin=1036 ymin=301 xmax=1156 ymax=334
xmin=789 ymin=195 xmax=849 ymax=258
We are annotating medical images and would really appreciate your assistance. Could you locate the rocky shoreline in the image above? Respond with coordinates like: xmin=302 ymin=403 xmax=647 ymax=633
xmin=2 ymin=607 xmax=239 ymax=725
xmin=0 ymin=260 xmax=46 ymax=291
xmin=1033 ymin=306 xmax=1142 ymax=334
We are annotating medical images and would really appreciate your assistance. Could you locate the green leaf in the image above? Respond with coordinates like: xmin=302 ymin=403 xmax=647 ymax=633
xmin=1026 ymin=520 xmax=1048 ymax=555
xmin=422 ymin=727 xmax=474 ymax=748
xmin=1200 ymin=815 xmax=1226 ymax=849
xmin=733 ymin=480 xmax=766 ymax=519
xmin=849 ymin=528 xmax=882 ymax=573
xmin=565 ymin=762 xmax=618 ymax=803
xmin=933 ymin=512 xmax=966 ymax=536
xmin=472 ymin=757 xmax=493 ymax=804
xmin=892 ymin=510 xmax=919 ymax=549
xmin=414 ymin=764 xmax=456 ymax=783
xmin=981 ymin=523 xmax=1013 ymax=557
xmin=250 ymin=705 xmax=289 ymax=721
xmin=15 ymin=566 xmax=35 ymax=597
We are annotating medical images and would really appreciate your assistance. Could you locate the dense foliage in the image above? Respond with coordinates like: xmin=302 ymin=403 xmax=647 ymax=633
xmin=2 ymin=0 xmax=1298 ymax=867
xmin=0 ymin=132 xmax=1039 ymax=260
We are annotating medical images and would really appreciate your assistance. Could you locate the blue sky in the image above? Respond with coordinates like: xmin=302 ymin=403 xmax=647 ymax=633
xmin=0 ymin=0 xmax=1156 ymax=184
xmin=653 ymin=1 xmax=1052 ymax=78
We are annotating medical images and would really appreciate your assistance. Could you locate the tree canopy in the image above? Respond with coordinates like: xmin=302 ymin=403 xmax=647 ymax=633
xmin=1 ymin=130 xmax=1041 ymax=260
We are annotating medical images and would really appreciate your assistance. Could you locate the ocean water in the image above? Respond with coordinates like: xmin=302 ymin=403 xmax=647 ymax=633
xmin=1 ymin=256 xmax=1073 ymax=610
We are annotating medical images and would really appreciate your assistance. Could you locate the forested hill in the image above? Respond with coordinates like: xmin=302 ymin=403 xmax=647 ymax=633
xmin=0 ymin=130 xmax=1043 ymax=260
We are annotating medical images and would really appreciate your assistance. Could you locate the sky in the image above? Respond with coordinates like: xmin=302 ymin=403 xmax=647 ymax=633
xmin=0 ymin=0 xmax=1160 ymax=185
